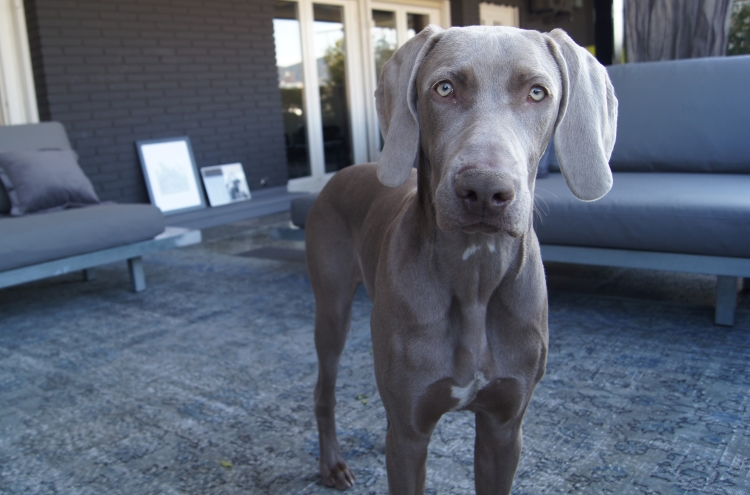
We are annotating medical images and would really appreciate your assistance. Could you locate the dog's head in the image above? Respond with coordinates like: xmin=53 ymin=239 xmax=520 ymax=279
xmin=375 ymin=25 xmax=617 ymax=237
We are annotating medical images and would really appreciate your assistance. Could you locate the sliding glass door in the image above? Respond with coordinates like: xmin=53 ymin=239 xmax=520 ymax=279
xmin=313 ymin=4 xmax=353 ymax=173
xmin=371 ymin=5 xmax=438 ymax=79
xmin=273 ymin=0 xmax=446 ymax=191
xmin=273 ymin=1 xmax=310 ymax=180
xmin=273 ymin=0 xmax=367 ymax=191
xmin=370 ymin=4 xmax=440 ymax=152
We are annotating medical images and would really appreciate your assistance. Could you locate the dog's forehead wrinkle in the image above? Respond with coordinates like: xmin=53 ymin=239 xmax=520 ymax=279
xmin=419 ymin=43 xmax=559 ymax=116
xmin=508 ymin=66 xmax=554 ymax=87
xmin=419 ymin=55 xmax=476 ymax=88
xmin=444 ymin=33 xmax=558 ymax=94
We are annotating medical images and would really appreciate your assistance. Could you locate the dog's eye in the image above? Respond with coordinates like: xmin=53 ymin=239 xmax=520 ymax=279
xmin=529 ymin=86 xmax=547 ymax=102
xmin=435 ymin=81 xmax=454 ymax=97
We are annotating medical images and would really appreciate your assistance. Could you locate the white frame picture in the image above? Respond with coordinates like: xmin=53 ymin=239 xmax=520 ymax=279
xmin=136 ymin=136 xmax=205 ymax=215
xmin=200 ymin=163 xmax=252 ymax=207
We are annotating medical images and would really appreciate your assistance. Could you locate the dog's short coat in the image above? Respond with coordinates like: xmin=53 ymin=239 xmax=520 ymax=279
xmin=305 ymin=25 xmax=617 ymax=494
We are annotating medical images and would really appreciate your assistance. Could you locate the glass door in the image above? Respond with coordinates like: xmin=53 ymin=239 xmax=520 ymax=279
xmin=273 ymin=0 xmax=367 ymax=192
xmin=369 ymin=4 xmax=440 ymax=154
xmin=372 ymin=10 xmax=397 ymax=84
xmin=313 ymin=4 xmax=354 ymax=173
xmin=371 ymin=5 xmax=438 ymax=79
xmin=273 ymin=1 xmax=310 ymax=180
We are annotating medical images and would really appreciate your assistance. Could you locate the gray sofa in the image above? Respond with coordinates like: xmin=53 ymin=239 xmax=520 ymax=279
xmin=0 ymin=122 xmax=201 ymax=292
xmin=535 ymin=55 xmax=750 ymax=326
xmin=291 ymin=54 xmax=750 ymax=326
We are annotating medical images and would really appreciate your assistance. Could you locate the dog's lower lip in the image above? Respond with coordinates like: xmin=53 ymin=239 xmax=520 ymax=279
xmin=461 ymin=222 xmax=500 ymax=234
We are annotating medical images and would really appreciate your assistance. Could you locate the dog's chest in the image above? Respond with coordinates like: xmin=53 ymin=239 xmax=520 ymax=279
xmin=450 ymin=371 xmax=489 ymax=410
xmin=436 ymin=304 xmax=527 ymax=415
xmin=461 ymin=241 xmax=497 ymax=261
xmin=446 ymin=240 xmax=508 ymax=305
xmin=425 ymin=369 xmax=525 ymax=418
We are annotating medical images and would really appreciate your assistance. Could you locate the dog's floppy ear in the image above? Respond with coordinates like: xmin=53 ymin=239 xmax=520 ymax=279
xmin=547 ymin=29 xmax=617 ymax=201
xmin=375 ymin=25 xmax=444 ymax=187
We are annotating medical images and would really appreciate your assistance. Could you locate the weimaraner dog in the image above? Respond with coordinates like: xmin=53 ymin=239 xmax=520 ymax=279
xmin=305 ymin=25 xmax=617 ymax=494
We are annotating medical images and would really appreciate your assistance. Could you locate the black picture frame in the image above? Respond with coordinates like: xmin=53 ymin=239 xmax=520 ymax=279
xmin=136 ymin=136 xmax=206 ymax=215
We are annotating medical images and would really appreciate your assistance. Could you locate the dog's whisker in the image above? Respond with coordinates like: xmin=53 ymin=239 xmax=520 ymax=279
xmin=533 ymin=205 xmax=545 ymax=225
xmin=534 ymin=186 xmax=558 ymax=198
xmin=534 ymin=194 xmax=551 ymax=216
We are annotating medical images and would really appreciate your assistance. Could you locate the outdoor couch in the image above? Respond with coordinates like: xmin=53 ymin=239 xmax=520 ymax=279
xmin=290 ymin=54 xmax=750 ymax=326
xmin=535 ymin=54 xmax=750 ymax=326
xmin=0 ymin=122 xmax=201 ymax=292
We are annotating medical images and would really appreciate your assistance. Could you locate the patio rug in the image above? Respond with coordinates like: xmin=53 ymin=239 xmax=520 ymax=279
xmin=237 ymin=247 xmax=306 ymax=264
xmin=0 ymin=244 xmax=748 ymax=495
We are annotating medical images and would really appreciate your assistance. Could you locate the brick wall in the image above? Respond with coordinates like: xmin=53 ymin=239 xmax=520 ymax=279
xmin=24 ymin=0 xmax=288 ymax=203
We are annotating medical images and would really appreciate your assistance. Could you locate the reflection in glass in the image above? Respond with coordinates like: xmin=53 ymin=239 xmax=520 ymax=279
xmin=407 ymin=13 xmax=428 ymax=40
xmin=372 ymin=10 xmax=397 ymax=83
xmin=372 ymin=10 xmax=397 ymax=151
xmin=273 ymin=1 xmax=311 ymax=179
xmin=314 ymin=4 xmax=353 ymax=173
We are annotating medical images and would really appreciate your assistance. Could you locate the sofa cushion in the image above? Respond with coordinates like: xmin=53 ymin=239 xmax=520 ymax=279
xmin=0 ymin=203 xmax=166 ymax=272
xmin=606 ymin=56 xmax=750 ymax=174
xmin=0 ymin=150 xmax=99 ymax=216
xmin=0 ymin=182 xmax=9 ymax=214
xmin=0 ymin=122 xmax=72 ymax=152
xmin=291 ymin=193 xmax=319 ymax=229
xmin=534 ymin=172 xmax=750 ymax=258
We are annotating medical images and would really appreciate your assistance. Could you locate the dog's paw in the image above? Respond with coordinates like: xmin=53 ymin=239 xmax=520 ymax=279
xmin=321 ymin=460 xmax=355 ymax=490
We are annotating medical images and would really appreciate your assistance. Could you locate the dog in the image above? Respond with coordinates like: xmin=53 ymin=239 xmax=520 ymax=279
xmin=304 ymin=25 xmax=617 ymax=494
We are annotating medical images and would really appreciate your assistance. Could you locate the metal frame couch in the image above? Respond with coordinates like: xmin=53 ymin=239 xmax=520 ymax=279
xmin=290 ymin=55 xmax=750 ymax=326
xmin=0 ymin=122 xmax=201 ymax=292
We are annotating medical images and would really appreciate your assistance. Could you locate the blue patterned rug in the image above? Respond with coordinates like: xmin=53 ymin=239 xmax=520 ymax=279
xmin=1 ymin=218 xmax=748 ymax=494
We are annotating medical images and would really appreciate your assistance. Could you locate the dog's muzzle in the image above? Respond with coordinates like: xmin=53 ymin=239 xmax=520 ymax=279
xmin=454 ymin=169 xmax=516 ymax=233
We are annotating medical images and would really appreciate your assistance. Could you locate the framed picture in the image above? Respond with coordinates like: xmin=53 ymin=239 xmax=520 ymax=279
xmin=136 ymin=136 xmax=205 ymax=215
xmin=200 ymin=163 xmax=252 ymax=207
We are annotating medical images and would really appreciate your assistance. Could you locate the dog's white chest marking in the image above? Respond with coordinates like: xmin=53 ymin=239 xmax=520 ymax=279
xmin=462 ymin=245 xmax=480 ymax=260
xmin=451 ymin=372 xmax=489 ymax=410
xmin=462 ymin=243 xmax=498 ymax=261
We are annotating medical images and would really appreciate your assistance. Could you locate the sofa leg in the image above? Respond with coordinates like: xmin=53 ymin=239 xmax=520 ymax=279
xmin=83 ymin=269 xmax=97 ymax=281
xmin=715 ymin=276 xmax=739 ymax=326
xmin=128 ymin=257 xmax=146 ymax=292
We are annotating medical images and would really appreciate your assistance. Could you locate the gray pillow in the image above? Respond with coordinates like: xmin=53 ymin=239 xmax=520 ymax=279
xmin=0 ymin=150 xmax=99 ymax=216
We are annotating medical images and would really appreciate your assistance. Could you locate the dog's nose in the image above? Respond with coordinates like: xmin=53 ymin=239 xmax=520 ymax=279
xmin=454 ymin=170 xmax=515 ymax=217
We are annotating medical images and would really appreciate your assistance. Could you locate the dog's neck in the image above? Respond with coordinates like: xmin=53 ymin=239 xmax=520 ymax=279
xmin=415 ymin=156 xmax=530 ymax=305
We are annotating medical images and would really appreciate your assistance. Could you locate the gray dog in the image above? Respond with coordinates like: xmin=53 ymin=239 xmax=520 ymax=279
xmin=305 ymin=25 xmax=617 ymax=494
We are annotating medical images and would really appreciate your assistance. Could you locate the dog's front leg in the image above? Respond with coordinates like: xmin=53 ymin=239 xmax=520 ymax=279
xmin=372 ymin=307 xmax=446 ymax=495
xmin=313 ymin=296 xmax=358 ymax=490
xmin=384 ymin=418 xmax=435 ymax=495
xmin=473 ymin=411 xmax=524 ymax=495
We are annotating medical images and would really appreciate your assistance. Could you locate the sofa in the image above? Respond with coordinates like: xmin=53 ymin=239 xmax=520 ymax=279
xmin=290 ymin=54 xmax=750 ymax=326
xmin=0 ymin=122 xmax=201 ymax=292
xmin=535 ymin=55 xmax=750 ymax=326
